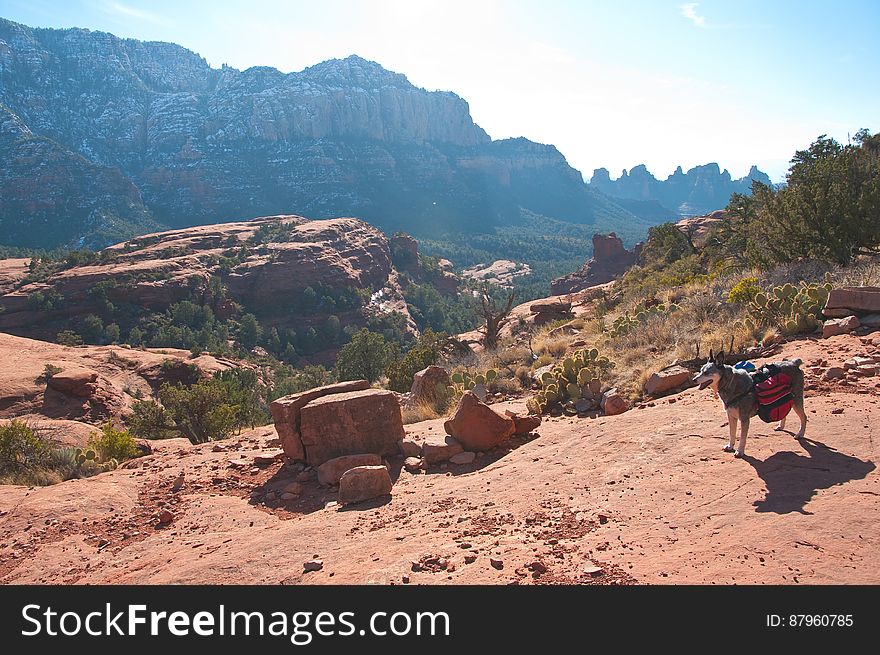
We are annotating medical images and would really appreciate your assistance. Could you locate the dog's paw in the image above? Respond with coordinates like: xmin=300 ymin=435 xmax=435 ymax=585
xmin=774 ymin=424 xmax=786 ymax=431
xmin=734 ymin=450 xmax=745 ymax=458
xmin=794 ymin=431 xmax=806 ymax=440
xmin=722 ymin=444 xmax=735 ymax=453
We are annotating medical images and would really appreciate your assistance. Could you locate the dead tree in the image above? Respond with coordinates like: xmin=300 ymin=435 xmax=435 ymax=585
xmin=478 ymin=286 xmax=516 ymax=350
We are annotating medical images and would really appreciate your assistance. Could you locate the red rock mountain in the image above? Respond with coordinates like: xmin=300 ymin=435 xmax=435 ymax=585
xmin=0 ymin=215 xmax=416 ymax=347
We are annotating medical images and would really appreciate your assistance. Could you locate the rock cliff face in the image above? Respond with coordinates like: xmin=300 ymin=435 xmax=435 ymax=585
xmin=590 ymin=163 xmax=772 ymax=216
xmin=0 ymin=18 xmax=645 ymax=248
xmin=0 ymin=215 xmax=414 ymax=345
xmin=550 ymin=233 xmax=639 ymax=295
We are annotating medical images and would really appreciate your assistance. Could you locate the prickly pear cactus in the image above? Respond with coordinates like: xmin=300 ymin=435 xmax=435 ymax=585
xmin=741 ymin=280 xmax=832 ymax=335
xmin=606 ymin=302 xmax=680 ymax=338
xmin=449 ymin=368 xmax=499 ymax=401
xmin=530 ymin=347 xmax=614 ymax=415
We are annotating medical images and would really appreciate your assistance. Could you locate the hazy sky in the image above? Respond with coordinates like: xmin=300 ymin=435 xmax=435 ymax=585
xmin=3 ymin=0 xmax=878 ymax=182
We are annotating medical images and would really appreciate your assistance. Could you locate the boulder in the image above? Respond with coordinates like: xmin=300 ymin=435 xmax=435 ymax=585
xmin=399 ymin=439 xmax=422 ymax=458
xmin=46 ymin=368 xmax=98 ymax=397
xmin=298 ymin=389 xmax=405 ymax=466
xmin=403 ymin=456 xmax=423 ymax=471
xmin=443 ymin=391 xmax=516 ymax=452
xmin=823 ymin=316 xmax=860 ymax=338
xmin=504 ymin=410 xmax=541 ymax=435
xmin=135 ymin=439 xmax=153 ymax=456
xmin=270 ymin=380 xmax=371 ymax=459
xmin=825 ymin=287 xmax=880 ymax=314
xmin=449 ymin=451 xmax=476 ymax=465
xmin=337 ymin=466 xmax=393 ymax=505
xmin=644 ymin=365 xmax=693 ymax=396
xmin=421 ymin=435 xmax=464 ymax=464
xmin=317 ymin=453 xmax=383 ymax=485
xmin=410 ymin=366 xmax=451 ymax=406
xmin=600 ymin=388 xmax=628 ymax=416
xmin=823 ymin=367 xmax=846 ymax=381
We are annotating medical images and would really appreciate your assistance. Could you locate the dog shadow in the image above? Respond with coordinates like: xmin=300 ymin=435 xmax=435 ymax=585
xmin=743 ymin=437 xmax=875 ymax=515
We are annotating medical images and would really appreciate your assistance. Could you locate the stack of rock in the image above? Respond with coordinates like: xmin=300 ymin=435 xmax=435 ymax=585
xmin=269 ymin=380 xmax=404 ymax=505
xmin=822 ymin=287 xmax=880 ymax=338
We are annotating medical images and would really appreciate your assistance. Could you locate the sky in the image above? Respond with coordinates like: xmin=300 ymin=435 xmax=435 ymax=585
xmin=2 ymin=0 xmax=878 ymax=183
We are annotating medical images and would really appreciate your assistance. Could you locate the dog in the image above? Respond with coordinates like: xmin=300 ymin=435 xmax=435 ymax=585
xmin=692 ymin=349 xmax=807 ymax=458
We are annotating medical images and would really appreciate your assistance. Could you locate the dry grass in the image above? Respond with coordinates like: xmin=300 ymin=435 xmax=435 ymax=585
xmin=490 ymin=376 xmax=522 ymax=395
xmin=401 ymin=401 xmax=442 ymax=425
xmin=832 ymin=255 xmax=880 ymax=287
xmin=504 ymin=256 xmax=879 ymax=407
xmin=0 ymin=467 xmax=64 ymax=486
xmin=532 ymin=333 xmax=571 ymax=357
xmin=514 ymin=365 xmax=533 ymax=388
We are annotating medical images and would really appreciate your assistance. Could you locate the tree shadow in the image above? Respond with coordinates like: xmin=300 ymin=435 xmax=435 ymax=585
xmin=743 ymin=436 xmax=875 ymax=515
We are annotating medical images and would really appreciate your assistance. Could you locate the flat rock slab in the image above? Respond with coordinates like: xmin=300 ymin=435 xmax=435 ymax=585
xmin=826 ymin=287 xmax=880 ymax=314
xmin=823 ymin=316 xmax=860 ymax=338
xmin=253 ymin=450 xmax=284 ymax=466
xmin=46 ymin=368 xmax=99 ymax=397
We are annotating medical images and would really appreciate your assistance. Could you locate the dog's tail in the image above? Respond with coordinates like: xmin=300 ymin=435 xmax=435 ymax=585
xmin=788 ymin=357 xmax=803 ymax=367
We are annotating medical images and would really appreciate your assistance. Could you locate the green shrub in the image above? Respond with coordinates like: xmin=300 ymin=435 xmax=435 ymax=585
xmin=56 ymin=330 xmax=83 ymax=346
xmin=385 ymin=329 xmax=445 ymax=392
xmin=0 ymin=420 xmax=53 ymax=474
xmin=37 ymin=363 xmax=63 ymax=384
xmin=159 ymin=380 xmax=239 ymax=443
xmin=269 ymin=364 xmax=335 ymax=401
xmin=335 ymin=329 xmax=396 ymax=383
xmin=87 ymin=423 xmax=140 ymax=462
xmin=127 ymin=400 xmax=179 ymax=439
xmin=727 ymin=277 xmax=760 ymax=305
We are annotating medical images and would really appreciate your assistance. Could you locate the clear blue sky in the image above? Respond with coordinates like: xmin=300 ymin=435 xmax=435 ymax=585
xmin=2 ymin=0 xmax=878 ymax=182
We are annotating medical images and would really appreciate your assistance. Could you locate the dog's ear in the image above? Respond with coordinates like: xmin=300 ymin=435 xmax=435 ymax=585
xmin=715 ymin=350 xmax=725 ymax=365
xmin=708 ymin=348 xmax=714 ymax=362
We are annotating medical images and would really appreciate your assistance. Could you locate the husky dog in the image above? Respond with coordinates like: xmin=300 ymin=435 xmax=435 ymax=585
xmin=692 ymin=349 xmax=807 ymax=458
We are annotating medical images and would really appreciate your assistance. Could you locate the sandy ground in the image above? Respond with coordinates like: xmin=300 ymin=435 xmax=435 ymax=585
xmin=1 ymin=333 xmax=877 ymax=585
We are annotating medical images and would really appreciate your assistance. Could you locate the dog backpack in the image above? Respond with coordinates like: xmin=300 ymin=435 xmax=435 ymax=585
xmin=752 ymin=364 xmax=793 ymax=423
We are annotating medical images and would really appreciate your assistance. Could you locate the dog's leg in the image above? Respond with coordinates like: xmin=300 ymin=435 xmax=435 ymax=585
xmin=792 ymin=397 xmax=807 ymax=439
xmin=735 ymin=417 xmax=750 ymax=458
xmin=724 ymin=411 xmax=737 ymax=452
xmin=775 ymin=415 xmax=787 ymax=431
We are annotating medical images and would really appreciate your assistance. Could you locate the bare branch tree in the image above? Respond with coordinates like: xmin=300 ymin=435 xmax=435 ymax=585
xmin=478 ymin=285 xmax=516 ymax=350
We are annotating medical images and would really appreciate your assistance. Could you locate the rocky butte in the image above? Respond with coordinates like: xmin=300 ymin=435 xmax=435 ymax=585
xmin=0 ymin=215 xmax=419 ymax=355
xmin=590 ymin=163 xmax=772 ymax=216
